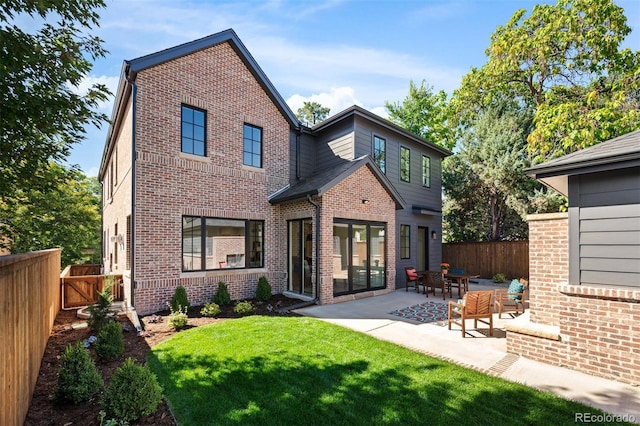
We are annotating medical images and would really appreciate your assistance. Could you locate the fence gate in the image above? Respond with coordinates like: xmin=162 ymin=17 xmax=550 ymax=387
xmin=60 ymin=265 xmax=123 ymax=309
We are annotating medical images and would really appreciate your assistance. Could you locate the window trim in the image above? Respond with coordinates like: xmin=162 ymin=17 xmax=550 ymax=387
xmin=422 ymin=154 xmax=431 ymax=188
xmin=181 ymin=104 xmax=207 ymax=157
xmin=400 ymin=146 xmax=410 ymax=183
xmin=373 ymin=135 xmax=386 ymax=174
xmin=400 ymin=224 xmax=410 ymax=259
xmin=243 ymin=123 xmax=263 ymax=168
xmin=182 ymin=216 xmax=264 ymax=272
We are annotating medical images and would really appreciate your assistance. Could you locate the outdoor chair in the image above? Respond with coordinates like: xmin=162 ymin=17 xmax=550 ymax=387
xmin=404 ymin=267 xmax=422 ymax=293
xmin=494 ymin=279 xmax=528 ymax=318
xmin=448 ymin=290 xmax=494 ymax=337
xmin=424 ymin=270 xmax=447 ymax=300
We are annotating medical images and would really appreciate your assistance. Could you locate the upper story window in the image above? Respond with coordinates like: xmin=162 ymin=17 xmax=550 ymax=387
xmin=422 ymin=155 xmax=431 ymax=188
xmin=243 ymin=123 xmax=263 ymax=168
xmin=400 ymin=146 xmax=410 ymax=183
xmin=181 ymin=105 xmax=206 ymax=156
xmin=373 ymin=136 xmax=386 ymax=173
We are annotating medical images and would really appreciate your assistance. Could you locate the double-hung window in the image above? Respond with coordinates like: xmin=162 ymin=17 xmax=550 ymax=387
xmin=181 ymin=105 xmax=206 ymax=156
xmin=400 ymin=146 xmax=410 ymax=182
xmin=182 ymin=216 xmax=264 ymax=271
xmin=243 ymin=123 xmax=263 ymax=167
xmin=422 ymin=155 xmax=431 ymax=188
xmin=373 ymin=136 xmax=386 ymax=173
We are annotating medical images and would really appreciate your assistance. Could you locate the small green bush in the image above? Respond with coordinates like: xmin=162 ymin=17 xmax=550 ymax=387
xmin=213 ymin=281 xmax=231 ymax=306
xmin=255 ymin=276 xmax=272 ymax=301
xmin=168 ymin=305 xmax=188 ymax=330
xmin=101 ymin=357 xmax=163 ymax=423
xmin=200 ymin=302 xmax=221 ymax=317
xmin=88 ymin=276 xmax=116 ymax=331
xmin=492 ymin=273 xmax=507 ymax=283
xmin=169 ymin=285 xmax=190 ymax=313
xmin=234 ymin=300 xmax=254 ymax=316
xmin=54 ymin=341 xmax=103 ymax=404
xmin=95 ymin=321 xmax=124 ymax=361
xmin=98 ymin=410 xmax=130 ymax=426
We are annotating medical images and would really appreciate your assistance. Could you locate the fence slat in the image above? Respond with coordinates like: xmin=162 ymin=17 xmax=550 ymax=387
xmin=442 ymin=240 xmax=529 ymax=280
xmin=0 ymin=249 xmax=61 ymax=426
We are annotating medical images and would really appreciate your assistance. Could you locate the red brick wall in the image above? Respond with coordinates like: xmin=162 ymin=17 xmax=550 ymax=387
xmin=508 ymin=213 xmax=640 ymax=385
xmin=528 ymin=213 xmax=569 ymax=325
xmin=130 ymin=42 xmax=290 ymax=314
xmin=320 ymin=164 xmax=397 ymax=305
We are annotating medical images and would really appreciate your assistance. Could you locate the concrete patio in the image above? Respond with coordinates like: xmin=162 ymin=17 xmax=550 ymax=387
xmin=294 ymin=280 xmax=640 ymax=423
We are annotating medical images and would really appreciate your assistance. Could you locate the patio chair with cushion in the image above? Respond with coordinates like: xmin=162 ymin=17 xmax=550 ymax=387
xmin=494 ymin=279 xmax=527 ymax=318
xmin=424 ymin=270 xmax=447 ymax=300
xmin=405 ymin=267 xmax=422 ymax=293
xmin=448 ymin=290 xmax=494 ymax=337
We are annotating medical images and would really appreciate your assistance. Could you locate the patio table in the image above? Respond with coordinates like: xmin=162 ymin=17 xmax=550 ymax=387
xmin=445 ymin=272 xmax=480 ymax=297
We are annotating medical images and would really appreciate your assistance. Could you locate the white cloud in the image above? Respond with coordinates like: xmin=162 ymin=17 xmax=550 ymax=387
xmin=286 ymin=87 xmax=361 ymax=117
xmin=69 ymin=75 xmax=119 ymax=112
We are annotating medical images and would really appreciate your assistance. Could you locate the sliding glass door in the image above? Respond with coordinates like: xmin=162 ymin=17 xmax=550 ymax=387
xmin=333 ymin=220 xmax=386 ymax=296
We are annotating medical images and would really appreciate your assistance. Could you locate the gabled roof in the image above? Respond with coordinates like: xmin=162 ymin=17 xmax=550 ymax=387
xmin=99 ymin=29 xmax=299 ymax=178
xmin=269 ymin=155 xmax=407 ymax=209
xmin=525 ymin=130 xmax=640 ymax=196
xmin=312 ymin=105 xmax=452 ymax=158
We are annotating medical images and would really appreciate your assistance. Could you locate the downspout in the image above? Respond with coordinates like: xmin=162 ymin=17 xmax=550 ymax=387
xmin=125 ymin=67 xmax=137 ymax=311
xmin=307 ymin=195 xmax=320 ymax=303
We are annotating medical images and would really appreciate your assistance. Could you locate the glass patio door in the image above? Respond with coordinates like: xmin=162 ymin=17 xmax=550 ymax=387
xmin=333 ymin=220 xmax=386 ymax=295
xmin=288 ymin=219 xmax=313 ymax=296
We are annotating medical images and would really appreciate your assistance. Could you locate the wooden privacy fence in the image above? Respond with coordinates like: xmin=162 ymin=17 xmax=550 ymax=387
xmin=0 ymin=249 xmax=61 ymax=426
xmin=60 ymin=264 xmax=123 ymax=309
xmin=442 ymin=240 xmax=529 ymax=280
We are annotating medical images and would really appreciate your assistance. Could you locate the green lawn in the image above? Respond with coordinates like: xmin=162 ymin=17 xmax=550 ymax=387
xmin=147 ymin=316 xmax=627 ymax=426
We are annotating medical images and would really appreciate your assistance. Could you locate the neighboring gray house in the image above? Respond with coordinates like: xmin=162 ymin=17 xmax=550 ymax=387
xmin=526 ymin=130 xmax=640 ymax=288
xmin=506 ymin=130 xmax=639 ymax=385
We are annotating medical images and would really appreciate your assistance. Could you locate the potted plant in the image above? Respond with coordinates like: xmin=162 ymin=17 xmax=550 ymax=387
xmin=440 ymin=263 xmax=450 ymax=274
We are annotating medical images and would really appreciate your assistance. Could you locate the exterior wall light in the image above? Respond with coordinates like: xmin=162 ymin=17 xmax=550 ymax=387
xmin=431 ymin=231 xmax=437 ymax=240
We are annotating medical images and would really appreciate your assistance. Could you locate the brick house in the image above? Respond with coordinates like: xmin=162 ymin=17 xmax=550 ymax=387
xmin=99 ymin=29 xmax=450 ymax=315
xmin=507 ymin=130 xmax=640 ymax=385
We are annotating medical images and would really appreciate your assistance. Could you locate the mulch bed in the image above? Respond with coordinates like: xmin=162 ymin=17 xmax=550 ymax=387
xmin=24 ymin=295 xmax=304 ymax=425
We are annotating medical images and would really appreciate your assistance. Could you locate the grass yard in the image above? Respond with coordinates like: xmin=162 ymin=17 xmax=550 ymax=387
xmin=148 ymin=316 xmax=628 ymax=426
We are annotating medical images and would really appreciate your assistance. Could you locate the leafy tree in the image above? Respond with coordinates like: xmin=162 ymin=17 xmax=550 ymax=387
xmin=0 ymin=0 xmax=110 ymax=198
xmin=385 ymin=80 xmax=455 ymax=150
xmin=0 ymin=163 xmax=102 ymax=267
xmin=443 ymin=102 xmax=557 ymax=241
xmin=296 ymin=101 xmax=330 ymax=126
xmin=451 ymin=0 xmax=640 ymax=163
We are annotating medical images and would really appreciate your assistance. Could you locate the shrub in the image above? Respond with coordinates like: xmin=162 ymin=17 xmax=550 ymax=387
xmin=101 ymin=357 xmax=163 ymax=423
xmin=95 ymin=321 xmax=124 ymax=361
xmin=168 ymin=304 xmax=188 ymax=330
xmin=213 ymin=281 xmax=231 ymax=306
xmin=234 ymin=300 xmax=254 ymax=316
xmin=54 ymin=341 xmax=103 ymax=404
xmin=169 ymin=285 xmax=190 ymax=313
xmin=88 ymin=276 xmax=116 ymax=331
xmin=255 ymin=276 xmax=272 ymax=301
xmin=492 ymin=273 xmax=506 ymax=283
xmin=200 ymin=302 xmax=221 ymax=317
xmin=98 ymin=411 xmax=129 ymax=426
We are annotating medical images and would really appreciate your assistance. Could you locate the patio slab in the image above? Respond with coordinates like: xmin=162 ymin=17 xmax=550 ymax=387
xmin=294 ymin=283 xmax=640 ymax=423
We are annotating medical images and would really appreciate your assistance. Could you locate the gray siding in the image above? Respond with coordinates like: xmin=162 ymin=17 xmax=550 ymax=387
xmin=351 ymin=116 xmax=446 ymax=283
xmin=315 ymin=119 xmax=354 ymax=170
xmin=569 ymin=167 xmax=640 ymax=288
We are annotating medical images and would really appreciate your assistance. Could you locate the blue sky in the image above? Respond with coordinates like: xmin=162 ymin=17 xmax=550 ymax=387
xmin=48 ymin=0 xmax=639 ymax=177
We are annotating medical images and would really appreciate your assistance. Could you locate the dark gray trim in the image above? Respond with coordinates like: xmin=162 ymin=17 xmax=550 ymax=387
xmin=313 ymin=105 xmax=452 ymax=158
xmin=411 ymin=205 xmax=441 ymax=216
xmin=525 ymin=130 xmax=640 ymax=196
xmin=270 ymin=155 xmax=407 ymax=209
xmin=126 ymin=29 xmax=299 ymax=127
